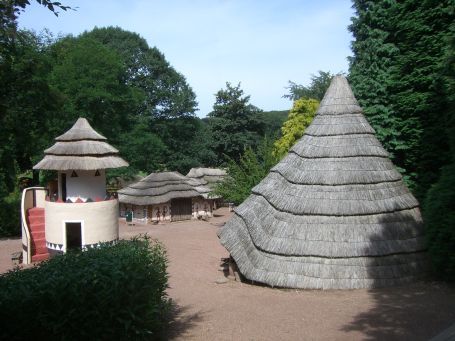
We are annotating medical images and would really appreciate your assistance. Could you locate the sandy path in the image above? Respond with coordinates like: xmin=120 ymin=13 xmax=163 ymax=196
xmin=1 ymin=208 xmax=454 ymax=340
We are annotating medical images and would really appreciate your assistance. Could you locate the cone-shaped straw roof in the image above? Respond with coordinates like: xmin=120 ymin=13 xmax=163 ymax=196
xmin=33 ymin=118 xmax=128 ymax=170
xmin=118 ymin=171 xmax=212 ymax=205
xmin=218 ymin=76 xmax=426 ymax=289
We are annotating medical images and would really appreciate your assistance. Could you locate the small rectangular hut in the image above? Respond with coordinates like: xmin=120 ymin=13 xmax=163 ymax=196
xmin=118 ymin=171 xmax=215 ymax=223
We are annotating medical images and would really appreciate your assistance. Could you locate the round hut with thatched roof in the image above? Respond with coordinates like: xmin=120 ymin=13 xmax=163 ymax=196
xmin=27 ymin=117 xmax=128 ymax=259
xmin=218 ymin=76 xmax=427 ymax=289
xmin=118 ymin=171 xmax=215 ymax=223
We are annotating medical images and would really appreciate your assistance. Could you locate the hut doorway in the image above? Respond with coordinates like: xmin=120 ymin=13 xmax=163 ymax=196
xmin=65 ymin=222 xmax=82 ymax=251
xmin=61 ymin=173 xmax=67 ymax=201
xmin=171 ymin=198 xmax=192 ymax=221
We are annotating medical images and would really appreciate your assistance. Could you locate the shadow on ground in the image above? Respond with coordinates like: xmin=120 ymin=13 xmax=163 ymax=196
xmin=341 ymin=212 xmax=455 ymax=340
xmin=161 ymin=300 xmax=205 ymax=340
xmin=341 ymin=281 xmax=455 ymax=340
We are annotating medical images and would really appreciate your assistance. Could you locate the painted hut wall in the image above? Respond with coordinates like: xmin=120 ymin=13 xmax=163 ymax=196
xmin=59 ymin=169 xmax=106 ymax=201
xmin=192 ymin=197 xmax=213 ymax=218
xmin=45 ymin=199 xmax=119 ymax=253
xmin=119 ymin=203 xmax=171 ymax=223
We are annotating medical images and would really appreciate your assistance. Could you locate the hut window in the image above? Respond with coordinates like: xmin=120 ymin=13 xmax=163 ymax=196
xmin=95 ymin=170 xmax=100 ymax=176
xmin=71 ymin=170 xmax=78 ymax=178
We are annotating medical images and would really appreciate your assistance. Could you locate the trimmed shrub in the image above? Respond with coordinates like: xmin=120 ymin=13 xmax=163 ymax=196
xmin=0 ymin=236 xmax=169 ymax=339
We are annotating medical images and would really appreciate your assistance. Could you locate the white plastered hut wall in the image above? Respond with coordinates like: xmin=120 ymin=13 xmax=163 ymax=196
xmin=45 ymin=199 xmax=118 ymax=252
xmin=59 ymin=169 xmax=106 ymax=201
xmin=119 ymin=203 xmax=171 ymax=223
xmin=192 ymin=197 xmax=213 ymax=218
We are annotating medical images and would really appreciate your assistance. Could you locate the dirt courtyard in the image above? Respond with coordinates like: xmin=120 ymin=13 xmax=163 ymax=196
xmin=1 ymin=207 xmax=454 ymax=340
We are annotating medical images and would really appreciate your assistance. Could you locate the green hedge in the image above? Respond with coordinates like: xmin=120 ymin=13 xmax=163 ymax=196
xmin=424 ymin=162 xmax=455 ymax=282
xmin=0 ymin=190 xmax=21 ymax=237
xmin=0 ymin=236 xmax=169 ymax=340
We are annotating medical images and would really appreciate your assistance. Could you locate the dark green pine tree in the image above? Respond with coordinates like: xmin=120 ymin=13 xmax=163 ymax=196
xmin=349 ymin=0 xmax=454 ymax=198
xmin=390 ymin=0 xmax=454 ymax=200
xmin=348 ymin=0 xmax=407 ymax=180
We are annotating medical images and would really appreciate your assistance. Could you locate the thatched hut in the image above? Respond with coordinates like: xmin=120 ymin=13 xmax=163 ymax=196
xmin=186 ymin=167 xmax=227 ymax=188
xmin=118 ymin=171 xmax=215 ymax=222
xmin=22 ymin=118 xmax=128 ymax=263
xmin=187 ymin=167 xmax=227 ymax=208
xmin=218 ymin=76 xmax=426 ymax=289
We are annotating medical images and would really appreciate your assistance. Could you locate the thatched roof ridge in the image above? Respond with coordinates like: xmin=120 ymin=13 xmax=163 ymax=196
xmin=217 ymin=75 xmax=427 ymax=289
xmin=33 ymin=117 xmax=128 ymax=170
xmin=186 ymin=167 xmax=227 ymax=187
xmin=118 ymin=171 xmax=213 ymax=205
xmin=44 ymin=141 xmax=119 ymax=155
xmin=187 ymin=167 xmax=227 ymax=178
xmin=55 ymin=117 xmax=107 ymax=141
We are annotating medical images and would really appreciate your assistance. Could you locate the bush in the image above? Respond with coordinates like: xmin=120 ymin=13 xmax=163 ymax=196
xmin=0 ymin=190 xmax=21 ymax=237
xmin=0 ymin=236 xmax=169 ymax=339
xmin=424 ymin=161 xmax=455 ymax=282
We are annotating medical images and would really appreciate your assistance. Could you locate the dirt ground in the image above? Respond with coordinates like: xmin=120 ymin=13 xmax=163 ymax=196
xmin=1 ymin=207 xmax=454 ymax=340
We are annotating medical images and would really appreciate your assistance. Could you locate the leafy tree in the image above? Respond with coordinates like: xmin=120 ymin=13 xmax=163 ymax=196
xmin=284 ymin=71 xmax=333 ymax=101
xmin=213 ymin=137 xmax=278 ymax=205
xmin=81 ymin=26 xmax=197 ymax=119
xmin=0 ymin=0 xmax=70 ymax=236
xmin=208 ymin=82 xmax=265 ymax=163
xmin=260 ymin=110 xmax=289 ymax=137
xmin=118 ymin=117 xmax=168 ymax=174
xmin=273 ymin=98 xmax=319 ymax=159
xmin=47 ymin=36 xmax=141 ymax=142
xmin=151 ymin=116 xmax=216 ymax=174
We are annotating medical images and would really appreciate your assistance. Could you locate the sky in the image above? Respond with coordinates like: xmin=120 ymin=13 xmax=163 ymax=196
xmin=18 ymin=0 xmax=354 ymax=117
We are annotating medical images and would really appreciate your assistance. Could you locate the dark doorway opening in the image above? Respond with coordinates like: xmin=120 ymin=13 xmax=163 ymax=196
xmin=61 ymin=173 xmax=67 ymax=201
xmin=171 ymin=198 xmax=192 ymax=221
xmin=66 ymin=222 xmax=82 ymax=250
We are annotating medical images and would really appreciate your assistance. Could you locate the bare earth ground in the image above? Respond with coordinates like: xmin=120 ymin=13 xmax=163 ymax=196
xmin=1 ymin=207 xmax=454 ymax=340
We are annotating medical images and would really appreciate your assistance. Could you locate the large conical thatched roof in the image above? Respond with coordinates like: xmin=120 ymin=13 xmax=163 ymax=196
xmin=218 ymin=76 xmax=426 ymax=290
xmin=118 ymin=171 xmax=209 ymax=205
xmin=34 ymin=118 xmax=128 ymax=170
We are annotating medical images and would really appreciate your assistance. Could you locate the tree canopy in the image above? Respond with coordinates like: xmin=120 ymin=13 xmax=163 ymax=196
xmin=284 ymin=71 xmax=333 ymax=101
xmin=349 ymin=0 xmax=455 ymax=281
xmin=273 ymin=98 xmax=319 ymax=159
xmin=208 ymin=82 xmax=265 ymax=163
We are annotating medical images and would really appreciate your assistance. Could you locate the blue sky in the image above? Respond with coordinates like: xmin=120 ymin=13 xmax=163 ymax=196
xmin=18 ymin=0 xmax=354 ymax=117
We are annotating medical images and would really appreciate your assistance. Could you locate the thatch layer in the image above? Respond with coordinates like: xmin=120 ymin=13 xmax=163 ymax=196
xmin=44 ymin=141 xmax=118 ymax=155
xmin=186 ymin=167 xmax=226 ymax=191
xmin=34 ymin=118 xmax=128 ymax=170
xmin=118 ymin=171 xmax=212 ymax=205
xmin=33 ymin=155 xmax=128 ymax=171
xmin=55 ymin=117 xmax=107 ymax=141
xmin=218 ymin=76 xmax=427 ymax=289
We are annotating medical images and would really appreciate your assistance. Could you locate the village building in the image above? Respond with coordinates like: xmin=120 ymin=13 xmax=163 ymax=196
xmin=218 ymin=76 xmax=427 ymax=289
xmin=186 ymin=167 xmax=227 ymax=208
xmin=186 ymin=167 xmax=227 ymax=188
xmin=21 ymin=118 xmax=128 ymax=264
xmin=118 ymin=171 xmax=216 ymax=223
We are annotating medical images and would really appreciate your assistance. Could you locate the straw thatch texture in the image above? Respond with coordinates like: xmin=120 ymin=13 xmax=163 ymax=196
xmin=118 ymin=171 xmax=208 ymax=205
xmin=186 ymin=167 xmax=227 ymax=187
xmin=218 ymin=76 xmax=427 ymax=289
xmin=33 ymin=118 xmax=128 ymax=170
